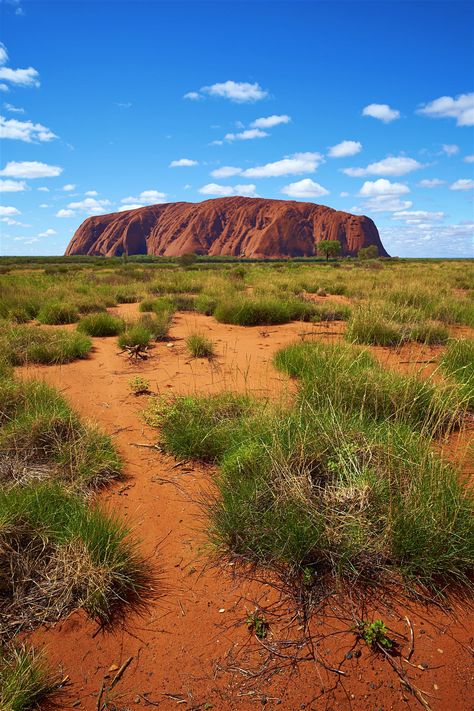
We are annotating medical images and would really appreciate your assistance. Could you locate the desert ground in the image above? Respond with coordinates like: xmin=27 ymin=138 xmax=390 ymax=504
xmin=0 ymin=257 xmax=473 ymax=710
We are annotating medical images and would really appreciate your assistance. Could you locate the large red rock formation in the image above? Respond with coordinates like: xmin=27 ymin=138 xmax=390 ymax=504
xmin=65 ymin=197 xmax=389 ymax=258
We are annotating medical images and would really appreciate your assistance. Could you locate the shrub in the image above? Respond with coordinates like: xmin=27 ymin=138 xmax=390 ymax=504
xmin=37 ymin=302 xmax=79 ymax=325
xmin=138 ymin=313 xmax=171 ymax=341
xmin=441 ymin=339 xmax=474 ymax=407
xmin=0 ymin=323 xmax=92 ymax=365
xmin=195 ymin=294 xmax=218 ymax=316
xmin=408 ymin=321 xmax=449 ymax=345
xmin=77 ymin=312 xmax=125 ymax=337
xmin=0 ymin=645 xmax=58 ymax=711
xmin=118 ymin=324 xmax=152 ymax=349
xmin=115 ymin=289 xmax=139 ymax=304
xmin=358 ymin=245 xmax=379 ymax=260
xmin=346 ymin=313 xmax=403 ymax=346
xmin=310 ymin=302 xmax=351 ymax=322
xmin=214 ymin=296 xmax=316 ymax=326
xmin=186 ymin=333 xmax=215 ymax=358
xmin=177 ymin=253 xmax=198 ymax=268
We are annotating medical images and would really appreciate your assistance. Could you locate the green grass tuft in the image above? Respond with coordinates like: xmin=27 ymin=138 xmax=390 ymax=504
xmin=77 ymin=312 xmax=125 ymax=337
xmin=186 ymin=332 xmax=215 ymax=358
xmin=0 ymin=645 xmax=58 ymax=711
xmin=36 ymin=302 xmax=79 ymax=325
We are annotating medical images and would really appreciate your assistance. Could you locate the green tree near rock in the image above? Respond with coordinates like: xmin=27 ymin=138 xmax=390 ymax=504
xmin=358 ymin=245 xmax=379 ymax=260
xmin=317 ymin=240 xmax=341 ymax=261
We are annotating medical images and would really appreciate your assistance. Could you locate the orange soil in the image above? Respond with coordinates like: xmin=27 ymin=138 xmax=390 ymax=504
xmin=17 ymin=306 xmax=474 ymax=710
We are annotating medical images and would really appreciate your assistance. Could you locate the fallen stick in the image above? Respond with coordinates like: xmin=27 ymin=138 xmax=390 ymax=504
xmin=110 ymin=655 xmax=133 ymax=690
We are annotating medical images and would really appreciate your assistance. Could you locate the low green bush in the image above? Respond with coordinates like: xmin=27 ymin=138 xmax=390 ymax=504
xmin=346 ymin=313 xmax=403 ymax=346
xmin=0 ymin=645 xmax=58 ymax=711
xmin=186 ymin=332 xmax=215 ymax=358
xmin=77 ymin=312 xmax=125 ymax=337
xmin=0 ymin=323 xmax=92 ymax=365
xmin=36 ymin=302 xmax=79 ymax=325
xmin=441 ymin=339 xmax=474 ymax=407
xmin=214 ymin=296 xmax=316 ymax=326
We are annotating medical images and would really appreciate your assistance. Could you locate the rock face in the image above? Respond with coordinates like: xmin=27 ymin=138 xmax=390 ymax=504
xmin=65 ymin=197 xmax=389 ymax=258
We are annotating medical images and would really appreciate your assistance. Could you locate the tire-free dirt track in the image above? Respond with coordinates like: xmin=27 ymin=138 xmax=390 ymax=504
xmin=18 ymin=306 xmax=474 ymax=710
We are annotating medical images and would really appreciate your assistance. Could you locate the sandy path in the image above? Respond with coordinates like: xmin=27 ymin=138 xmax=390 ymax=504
xmin=17 ymin=308 xmax=474 ymax=710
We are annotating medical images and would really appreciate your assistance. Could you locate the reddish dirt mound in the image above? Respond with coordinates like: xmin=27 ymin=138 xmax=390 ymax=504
xmin=64 ymin=196 xmax=388 ymax=258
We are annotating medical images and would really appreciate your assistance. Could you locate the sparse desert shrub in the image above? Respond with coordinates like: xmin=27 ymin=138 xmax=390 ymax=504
xmin=171 ymin=294 xmax=196 ymax=311
xmin=195 ymin=294 xmax=218 ymax=315
xmin=36 ymin=302 xmax=79 ymax=325
xmin=128 ymin=376 xmax=151 ymax=395
xmin=77 ymin=312 xmax=125 ymax=337
xmin=310 ymin=302 xmax=351 ymax=322
xmin=214 ymin=296 xmax=316 ymax=326
xmin=186 ymin=332 xmax=215 ymax=358
xmin=441 ymin=339 xmax=474 ymax=407
xmin=115 ymin=288 xmax=139 ymax=304
xmin=346 ymin=313 xmax=403 ymax=346
xmin=407 ymin=321 xmax=449 ymax=345
xmin=144 ymin=393 xmax=256 ymax=462
xmin=0 ymin=482 xmax=146 ymax=625
xmin=138 ymin=313 xmax=171 ymax=341
xmin=274 ymin=340 xmax=467 ymax=434
xmin=0 ymin=323 xmax=92 ymax=365
xmin=0 ymin=645 xmax=58 ymax=711
xmin=177 ymin=252 xmax=198 ymax=268
xmin=118 ymin=324 xmax=152 ymax=349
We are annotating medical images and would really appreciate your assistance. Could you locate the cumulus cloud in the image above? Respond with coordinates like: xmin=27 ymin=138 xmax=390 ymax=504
xmin=210 ymin=166 xmax=242 ymax=178
xmin=464 ymin=155 xmax=474 ymax=163
xmin=354 ymin=179 xmax=412 ymax=213
xmin=0 ymin=44 xmax=7 ymax=66
xmin=169 ymin=158 xmax=198 ymax=167
xmin=56 ymin=208 xmax=74 ymax=218
xmin=242 ymin=152 xmax=324 ymax=178
xmin=38 ymin=228 xmax=56 ymax=237
xmin=0 ymin=66 xmax=40 ymax=88
xmin=0 ymin=116 xmax=57 ymax=142
xmin=62 ymin=183 xmax=75 ymax=191
xmin=198 ymin=183 xmax=258 ymax=197
xmin=66 ymin=197 xmax=112 ymax=215
xmin=281 ymin=178 xmax=329 ymax=199
xmin=85 ymin=190 xmax=98 ymax=196
xmin=418 ymin=178 xmax=445 ymax=188
xmin=0 ymin=205 xmax=20 ymax=216
xmin=418 ymin=92 xmax=474 ymax=127
xmin=343 ymin=156 xmax=423 ymax=177
xmin=224 ymin=128 xmax=268 ymax=141
xmin=442 ymin=144 xmax=459 ymax=156
xmin=185 ymin=80 xmax=268 ymax=103
xmin=450 ymin=179 xmax=474 ymax=191
xmin=392 ymin=210 xmax=445 ymax=224
xmin=328 ymin=140 xmax=362 ymax=158
xmin=121 ymin=189 xmax=167 ymax=205
xmin=250 ymin=114 xmax=291 ymax=128
xmin=0 ymin=178 xmax=26 ymax=191
xmin=0 ymin=161 xmax=62 ymax=178
xmin=362 ymin=103 xmax=400 ymax=122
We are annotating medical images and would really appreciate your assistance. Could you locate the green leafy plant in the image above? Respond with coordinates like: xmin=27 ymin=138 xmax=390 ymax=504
xmin=317 ymin=240 xmax=341 ymax=261
xmin=246 ymin=610 xmax=269 ymax=640
xmin=357 ymin=619 xmax=394 ymax=651
xmin=186 ymin=333 xmax=215 ymax=358
xmin=128 ymin=376 xmax=151 ymax=395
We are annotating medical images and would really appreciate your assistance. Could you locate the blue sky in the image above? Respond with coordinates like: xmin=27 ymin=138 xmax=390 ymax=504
xmin=0 ymin=0 xmax=473 ymax=257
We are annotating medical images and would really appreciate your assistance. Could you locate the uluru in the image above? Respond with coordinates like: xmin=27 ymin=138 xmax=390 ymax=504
xmin=65 ymin=196 xmax=389 ymax=258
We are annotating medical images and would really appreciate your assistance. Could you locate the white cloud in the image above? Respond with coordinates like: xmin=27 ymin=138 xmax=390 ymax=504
xmin=183 ymin=91 xmax=201 ymax=101
xmin=0 ymin=205 xmax=20 ymax=216
xmin=56 ymin=208 xmax=75 ymax=218
xmin=442 ymin=144 xmax=459 ymax=156
xmin=328 ymin=140 xmax=362 ymax=158
xmin=210 ymin=165 xmax=242 ymax=178
xmin=450 ymin=179 xmax=474 ymax=191
xmin=0 ymin=178 xmax=26 ymax=191
xmin=362 ymin=103 xmax=400 ymax=122
xmin=0 ymin=44 xmax=8 ymax=66
xmin=198 ymin=182 xmax=258 ymax=197
xmin=121 ymin=189 xmax=167 ymax=205
xmin=0 ymin=115 xmax=57 ymax=142
xmin=39 ymin=203 xmax=49 ymax=208
xmin=118 ymin=204 xmax=144 ymax=212
xmin=358 ymin=179 xmax=410 ymax=197
xmin=242 ymin=152 xmax=324 ymax=178
xmin=392 ymin=210 xmax=445 ymax=224
xmin=3 ymin=102 xmax=24 ymax=113
xmin=37 ymin=186 xmax=49 ymax=192
xmin=418 ymin=178 xmax=445 ymax=188
xmin=224 ymin=128 xmax=268 ymax=141
xmin=0 ymin=84 xmax=9 ymax=92
xmin=0 ymin=66 xmax=40 ymax=88
xmin=38 ymin=228 xmax=56 ymax=237
xmin=464 ymin=155 xmax=474 ymax=163
xmin=250 ymin=114 xmax=291 ymax=128
xmin=281 ymin=178 xmax=329 ymax=199
xmin=340 ymin=191 xmax=349 ymax=197
xmin=66 ymin=197 xmax=111 ymax=215
xmin=62 ymin=183 xmax=75 ymax=191
xmin=343 ymin=155 xmax=423 ymax=177
xmin=418 ymin=93 xmax=474 ymax=127
xmin=0 ymin=160 xmax=62 ymax=178
xmin=355 ymin=179 xmax=412 ymax=213
xmin=84 ymin=190 xmax=98 ymax=196
xmin=199 ymin=183 xmax=234 ymax=197
xmin=210 ymin=139 xmax=224 ymax=146
xmin=169 ymin=158 xmax=198 ymax=167
xmin=187 ymin=81 xmax=268 ymax=103
xmin=0 ymin=216 xmax=25 ymax=225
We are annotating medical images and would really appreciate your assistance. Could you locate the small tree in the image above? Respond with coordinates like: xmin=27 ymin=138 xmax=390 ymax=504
xmin=317 ymin=240 xmax=341 ymax=261
xmin=178 ymin=252 xmax=197 ymax=268
xmin=358 ymin=245 xmax=379 ymax=260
